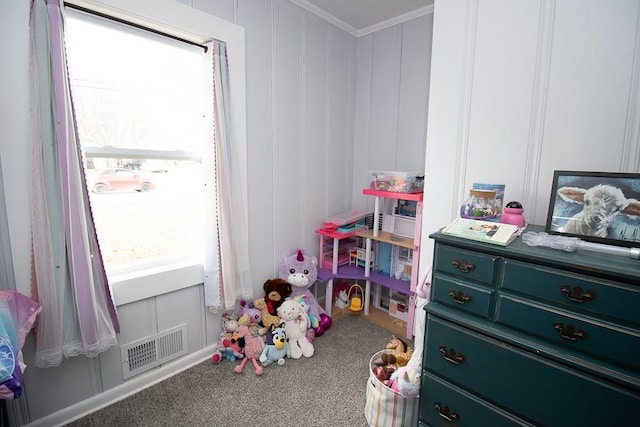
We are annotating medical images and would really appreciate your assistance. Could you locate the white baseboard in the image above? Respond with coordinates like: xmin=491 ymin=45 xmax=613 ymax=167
xmin=26 ymin=345 xmax=217 ymax=427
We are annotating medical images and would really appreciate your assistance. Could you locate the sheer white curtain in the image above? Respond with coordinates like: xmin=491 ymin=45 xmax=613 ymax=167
xmin=204 ymin=41 xmax=253 ymax=312
xmin=29 ymin=0 xmax=119 ymax=368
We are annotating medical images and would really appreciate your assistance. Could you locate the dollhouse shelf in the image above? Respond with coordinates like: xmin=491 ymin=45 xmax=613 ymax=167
xmin=315 ymin=227 xmax=364 ymax=272
xmin=355 ymin=230 xmax=417 ymax=250
xmin=317 ymin=265 xmax=411 ymax=295
xmin=362 ymin=188 xmax=424 ymax=201
xmin=317 ymin=189 xmax=423 ymax=339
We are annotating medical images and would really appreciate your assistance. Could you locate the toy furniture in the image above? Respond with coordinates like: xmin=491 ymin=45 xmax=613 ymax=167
xmin=315 ymin=227 xmax=360 ymax=274
xmin=347 ymin=283 xmax=365 ymax=312
xmin=317 ymin=189 xmax=423 ymax=339
xmin=418 ymin=224 xmax=640 ymax=425
xmin=349 ymin=247 xmax=374 ymax=268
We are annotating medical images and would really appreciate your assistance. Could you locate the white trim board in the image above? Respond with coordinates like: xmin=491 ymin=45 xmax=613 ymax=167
xmin=288 ymin=0 xmax=434 ymax=37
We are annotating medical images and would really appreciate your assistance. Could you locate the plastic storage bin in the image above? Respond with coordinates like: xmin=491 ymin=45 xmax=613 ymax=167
xmin=369 ymin=171 xmax=424 ymax=193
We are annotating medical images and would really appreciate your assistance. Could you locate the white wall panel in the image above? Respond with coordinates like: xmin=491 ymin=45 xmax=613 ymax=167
xmin=326 ymin=26 xmax=356 ymax=217
xmin=422 ymin=0 xmax=640 ymax=277
xmin=273 ymin=0 xmax=303 ymax=258
xmin=421 ymin=0 xmax=472 ymax=263
xmin=301 ymin=13 xmax=328 ymax=253
xmin=21 ymin=337 xmax=99 ymax=421
xmin=465 ymin=0 xmax=540 ymax=204
xmin=397 ymin=14 xmax=432 ymax=171
xmin=368 ymin=26 xmax=402 ymax=170
xmin=536 ymin=0 xmax=640 ymax=220
xmin=192 ymin=0 xmax=234 ymax=21
xmin=156 ymin=285 xmax=206 ymax=352
xmin=0 ymin=0 xmax=30 ymax=295
xmin=352 ymin=35 xmax=374 ymax=208
xmin=97 ymin=298 xmax=158 ymax=391
xmin=238 ymin=0 xmax=277 ymax=278
xmin=352 ymin=15 xmax=432 ymax=214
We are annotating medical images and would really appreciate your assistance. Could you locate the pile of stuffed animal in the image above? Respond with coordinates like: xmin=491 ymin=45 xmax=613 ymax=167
xmin=211 ymin=250 xmax=333 ymax=375
xmin=372 ymin=336 xmax=421 ymax=398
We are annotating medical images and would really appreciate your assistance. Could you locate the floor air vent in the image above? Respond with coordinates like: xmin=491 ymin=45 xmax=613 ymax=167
xmin=121 ymin=324 xmax=188 ymax=379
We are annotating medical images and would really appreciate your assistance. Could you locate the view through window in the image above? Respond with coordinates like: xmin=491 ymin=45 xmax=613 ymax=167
xmin=65 ymin=10 xmax=212 ymax=273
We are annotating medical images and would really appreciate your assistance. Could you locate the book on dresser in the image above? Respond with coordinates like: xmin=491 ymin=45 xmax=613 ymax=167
xmin=441 ymin=217 xmax=519 ymax=246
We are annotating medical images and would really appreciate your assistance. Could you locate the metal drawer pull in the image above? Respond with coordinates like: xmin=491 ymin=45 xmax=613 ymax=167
xmin=434 ymin=402 xmax=459 ymax=422
xmin=553 ymin=323 xmax=588 ymax=341
xmin=451 ymin=258 xmax=475 ymax=273
xmin=560 ymin=285 xmax=596 ymax=303
xmin=439 ymin=345 xmax=466 ymax=365
xmin=448 ymin=290 xmax=472 ymax=304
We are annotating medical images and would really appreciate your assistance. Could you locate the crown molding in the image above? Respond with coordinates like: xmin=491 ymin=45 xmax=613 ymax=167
xmin=357 ymin=5 xmax=434 ymax=37
xmin=289 ymin=0 xmax=434 ymax=38
xmin=288 ymin=0 xmax=358 ymax=36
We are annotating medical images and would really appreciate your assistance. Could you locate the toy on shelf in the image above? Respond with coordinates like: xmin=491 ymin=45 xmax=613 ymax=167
xmin=334 ymin=289 xmax=348 ymax=309
xmin=259 ymin=323 xmax=289 ymax=367
xmin=348 ymin=283 xmax=365 ymax=312
xmin=349 ymin=246 xmax=375 ymax=268
xmin=233 ymin=325 xmax=265 ymax=375
xmin=322 ymin=210 xmax=368 ymax=229
xmin=279 ymin=249 xmax=332 ymax=337
xmin=277 ymin=298 xmax=314 ymax=359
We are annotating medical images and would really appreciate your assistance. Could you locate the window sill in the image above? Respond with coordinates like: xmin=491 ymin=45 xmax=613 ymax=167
xmin=109 ymin=260 xmax=204 ymax=306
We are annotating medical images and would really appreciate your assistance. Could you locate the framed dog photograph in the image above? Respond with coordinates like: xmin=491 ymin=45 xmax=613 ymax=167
xmin=545 ymin=171 xmax=640 ymax=247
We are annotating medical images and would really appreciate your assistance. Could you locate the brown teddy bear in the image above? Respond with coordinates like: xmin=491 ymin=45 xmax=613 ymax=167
xmin=253 ymin=279 xmax=292 ymax=328
xmin=262 ymin=278 xmax=292 ymax=315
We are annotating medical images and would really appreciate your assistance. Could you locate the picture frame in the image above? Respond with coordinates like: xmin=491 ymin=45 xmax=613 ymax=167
xmin=545 ymin=170 xmax=640 ymax=248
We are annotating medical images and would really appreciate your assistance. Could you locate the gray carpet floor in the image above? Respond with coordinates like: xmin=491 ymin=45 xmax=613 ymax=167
xmin=65 ymin=313 xmax=403 ymax=426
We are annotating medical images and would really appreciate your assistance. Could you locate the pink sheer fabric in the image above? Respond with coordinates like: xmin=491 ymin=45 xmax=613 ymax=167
xmin=204 ymin=41 xmax=253 ymax=312
xmin=29 ymin=0 xmax=119 ymax=368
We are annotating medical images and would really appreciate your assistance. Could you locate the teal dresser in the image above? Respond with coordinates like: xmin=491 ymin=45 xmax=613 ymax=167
xmin=419 ymin=226 xmax=640 ymax=427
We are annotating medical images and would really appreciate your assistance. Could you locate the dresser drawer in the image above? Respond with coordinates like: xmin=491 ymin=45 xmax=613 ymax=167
xmin=424 ymin=315 xmax=640 ymax=426
xmin=431 ymin=273 xmax=493 ymax=318
xmin=434 ymin=244 xmax=497 ymax=286
xmin=500 ymin=259 xmax=640 ymax=327
xmin=419 ymin=371 xmax=532 ymax=427
xmin=495 ymin=294 xmax=640 ymax=371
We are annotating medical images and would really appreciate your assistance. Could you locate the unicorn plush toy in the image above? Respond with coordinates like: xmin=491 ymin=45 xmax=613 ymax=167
xmin=278 ymin=250 xmax=332 ymax=338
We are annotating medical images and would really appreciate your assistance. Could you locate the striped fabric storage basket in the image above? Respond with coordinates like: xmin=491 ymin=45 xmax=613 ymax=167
xmin=365 ymin=350 xmax=418 ymax=427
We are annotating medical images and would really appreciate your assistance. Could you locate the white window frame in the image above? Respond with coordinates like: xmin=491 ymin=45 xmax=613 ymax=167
xmin=65 ymin=0 xmax=247 ymax=306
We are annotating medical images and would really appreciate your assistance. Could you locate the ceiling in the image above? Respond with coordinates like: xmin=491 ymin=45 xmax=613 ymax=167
xmin=290 ymin=0 xmax=435 ymax=37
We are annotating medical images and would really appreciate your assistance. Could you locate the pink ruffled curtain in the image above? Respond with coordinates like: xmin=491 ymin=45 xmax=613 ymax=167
xmin=204 ymin=41 xmax=253 ymax=312
xmin=29 ymin=0 xmax=119 ymax=368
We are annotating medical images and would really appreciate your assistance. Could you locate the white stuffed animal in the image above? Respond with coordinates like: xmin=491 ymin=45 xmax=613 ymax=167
xmin=334 ymin=289 xmax=348 ymax=309
xmin=277 ymin=298 xmax=314 ymax=359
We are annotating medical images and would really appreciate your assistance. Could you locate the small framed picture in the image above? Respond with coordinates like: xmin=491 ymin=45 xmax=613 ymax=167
xmin=545 ymin=171 xmax=640 ymax=247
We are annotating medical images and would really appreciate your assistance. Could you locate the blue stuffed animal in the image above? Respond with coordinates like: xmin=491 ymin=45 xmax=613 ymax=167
xmin=259 ymin=323 xmax=289 ymax=367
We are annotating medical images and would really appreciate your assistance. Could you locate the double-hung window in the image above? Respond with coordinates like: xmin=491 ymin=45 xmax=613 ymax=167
xmin=63 ymin=0 xmax=247 ymax=305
